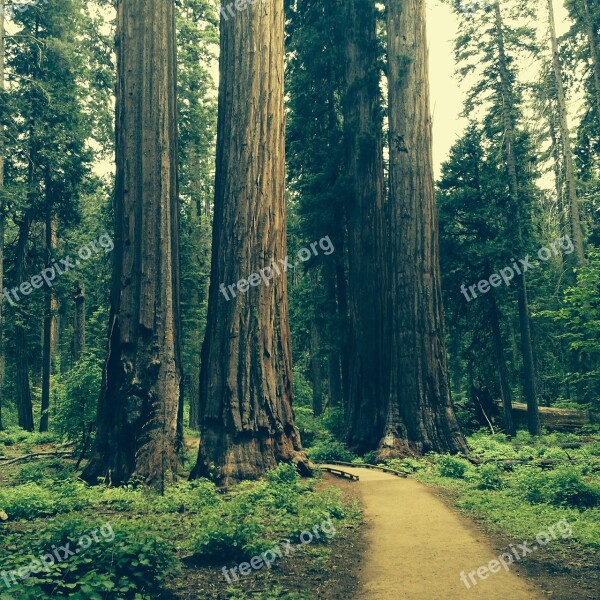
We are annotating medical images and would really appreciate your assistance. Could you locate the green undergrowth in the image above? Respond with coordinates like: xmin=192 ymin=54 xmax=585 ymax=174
xmin=382 ymin=430 xmax=600 ymax=555
xmin=0 ymin=458 xmax=360 ymax=599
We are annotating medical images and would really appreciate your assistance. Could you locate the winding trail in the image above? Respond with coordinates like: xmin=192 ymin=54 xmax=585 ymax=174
xmin=322 ymin=465 xmax=543 ymax=600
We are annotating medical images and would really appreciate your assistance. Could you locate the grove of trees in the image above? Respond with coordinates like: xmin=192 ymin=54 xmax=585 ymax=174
xmin=0 ymin=0 xmax=597 ymax=489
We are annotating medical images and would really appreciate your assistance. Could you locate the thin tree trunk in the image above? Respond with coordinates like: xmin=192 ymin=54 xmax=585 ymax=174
xmin=334 ymin=239 xmax=350 ymax=412
xmin=583 ymin=0 xmax=600 ymax=121
xmin=188 ymin=195 xmax=202 ymax=431
xmin=0 ymin=0 xmax=4 ymax=431
xmin=310 ymin=312 xmax=324 ymax=417
xmin=72 ymin=281 xmax=85 ymax=362
xmin=15 ymin=217 xmax=34 ymax=432
xmin=325 ymin=268 xmax=342 ymax=409
xmin=40 ymin=212 xmax=57 ymax=432
xmin=189 ymin=0 xmax=309 ymax=486
xmin=494 ymin=1 xmax=540 ymax=436
xmin=384 ymin=0 xmax=467 ymax=457
xmin=343 ymin=0 xmax=388 ymax=452
xmin=547 ymin=0 xmax=585 ymax=265
xmin=488 ymin=293 xmax=515 ymax=436
xmin=548 ymin=111 xmax=566 ymax=244
xmin=83 ymin=0 xmax=183 ymax=489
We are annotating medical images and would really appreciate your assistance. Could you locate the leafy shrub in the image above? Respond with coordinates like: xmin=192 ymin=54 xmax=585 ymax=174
xmin=0 ymin=481 xmax=93 ymax=520
xmin=384 ymin=457 xmax=428 ymax=474
xmin=150 ymin=480 xmax=222 ymax=513
xmin=193 ymin=511 xmax=272 ymax=562
xmin=5 ymin=516 xmax=177 ymax=598
xmin=518 ymin=466 xmax=600 ymax=508
xmin=0 ymin=427 xmax=32 ymax=447
xmin=13 ymin=460 xmax=76 ymax=486
xmin=474 ymin=464 xmax=505 ymax=490
xmin=549 ymin=469 xmax=600 ymax=508
xmin=362 ymin=450 xmax=379 ymax=465
xmin=53 ymin=352 xmax=102 ymax=453
xmin=294 ymin=406 xmax=328 ymax=448
xmin=437 ymin=455 xmax=470 ymax=479
xmin=0 ymin=484 xmax=58 ymax=520
xmin=191 ymin=463 xmax=353 ymax=564
xmin=306 ymin=439 xmax=356 ymax=463
xmin=319 ymin=408 xmax=346 ymax=439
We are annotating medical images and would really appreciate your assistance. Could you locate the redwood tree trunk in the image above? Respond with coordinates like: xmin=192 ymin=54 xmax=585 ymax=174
xmin=189 ymin=0 xmax=309 ymax=486
xmin=82 ymin=0 xmax=183 ymax=488
xmin=383 ymin=0 xmax=467 ymax=457
xmin=343 ymin=0 xmax=388 ymax=452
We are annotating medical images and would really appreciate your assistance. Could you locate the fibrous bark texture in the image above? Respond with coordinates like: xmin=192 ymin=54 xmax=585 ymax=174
xmin=343 ymin=0 xmax=389 ymax=452
xmin=190 ymin=0 xmax=310 ymax=486
xmin=83 ymin=0 xmax=183 ymax=488
xmin=383 ymin=0 xmax=468 ymax=457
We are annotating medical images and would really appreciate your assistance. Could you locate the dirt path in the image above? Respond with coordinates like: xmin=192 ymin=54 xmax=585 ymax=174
xmin=322 ymin=465 xmax=544 ymax=600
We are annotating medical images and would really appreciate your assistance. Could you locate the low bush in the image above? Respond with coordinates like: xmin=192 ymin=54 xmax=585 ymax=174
xmin=1 ymin=516 xmax=176 ymax=598
xmin=436 ymin=455 xmax=470 ymax=479
xmin=473 ymin=463 xmax=505 ymax=490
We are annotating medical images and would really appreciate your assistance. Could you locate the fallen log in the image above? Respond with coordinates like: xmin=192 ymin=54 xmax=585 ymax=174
xmin=510 ymin=402 xmax=597 ymax=432
xmin=0 ymin=451 xmax=74 ymax=467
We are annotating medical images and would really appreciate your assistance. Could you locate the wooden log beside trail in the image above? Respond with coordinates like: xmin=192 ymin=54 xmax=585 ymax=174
xmin=510 ymin=402 xmax=597 ymax=432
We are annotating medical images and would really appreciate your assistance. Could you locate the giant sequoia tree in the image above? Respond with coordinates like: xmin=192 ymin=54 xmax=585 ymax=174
xmin=83 ymin=0 xmax=183 ymax=488
xmin=190 ymin=0 xmax=310 ymax=485
xmin=382 ymin=0 xmax=467 ymax=456
xmin=342 ymin=0 xmax=388 ymax=452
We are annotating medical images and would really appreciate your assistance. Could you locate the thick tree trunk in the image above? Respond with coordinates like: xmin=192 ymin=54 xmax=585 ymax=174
xmin=488 ymin=293 xmax=515 ymax=436
xmin=494 ymin=1 xmax=541 ymax=436
xmin=547 ymin=0 xmax=585 ymax=265
xmin=189 ymin=0 xmax=309 ymax=486
xmin=383 ymin=0 xmax=467 ymax=457
xmin=343 ymin=0 xmax=388 ymax=452
xmin=72 ymin=281 xmax=85 ymax=362
xmin=40 ymin=212 xmax=57 ymax=432
xmin=82 ymin=0 xmax=183 ymax=488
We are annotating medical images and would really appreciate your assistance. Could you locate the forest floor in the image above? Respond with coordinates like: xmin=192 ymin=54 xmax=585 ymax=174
xmin=322 ymin=465 xmax=542 ymax=600
xmin=1 ymin=427 xmax=599 ymax=599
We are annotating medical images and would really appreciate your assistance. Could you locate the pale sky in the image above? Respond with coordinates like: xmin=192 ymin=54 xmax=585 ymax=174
xmin=428 ymin=0 xmax=573 ymax=178
xmin=91 ymin=0 xmax=575 ymax=182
